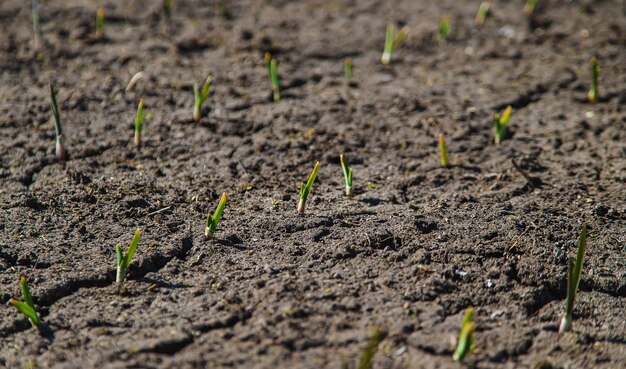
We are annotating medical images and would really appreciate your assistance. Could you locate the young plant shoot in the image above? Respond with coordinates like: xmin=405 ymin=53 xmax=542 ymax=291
xmin=453 ymin=307 xmax=475 ymax=362
xmin=438 ymin=14 xmax=451 ymax=46
xmin=298 ymin=161 xmax=320 ymax=214
xmin=559 ymin=224 xmax=587 ymax=334
xmin=524 ymin=0 xmax=539 ymax=16
xmin=96 ymin=8 xmax=105 ymax=38
xmin=344 ymin=57 xmax=353 ymax=80
xmin=32 ymin=0 xmax=42 ymax=50
xmin=587 ymin=57 xmax=599 ymax=103
xmin=205 ymin=192 xmax=227 ymax=238
xmin=116 ymin=228 xmax=141 ymax=292
xmin=475 ymin=2 xmax=490 ymax=27
xmin=357 ymin=328 xmax=384 ymax=369
xmin=49 ymin=83 xmax=67 ymax=161
xmin=134 ymin=98 xmax=145 ymax=147
xmin=264 ymin=53 xmax=280 ymax=102
xmin=340 ymin=154 xmax=353 ymax=196
xmin=438 ymin=134 xmax=449 ymax=168
xmin=381 ymin=24 xmax=411 ymax=65
xmin=163 ymin=0 xmax=173 ymax=21
xmin=493 ymin=105 xmax=512 ymax=145
xmin=10 ymin=276 xmax=42 ymax=327
xmin=193 ymin=75 xmax=213 ymax=122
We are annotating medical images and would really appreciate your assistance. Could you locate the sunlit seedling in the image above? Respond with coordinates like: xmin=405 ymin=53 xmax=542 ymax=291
xmin=381 ymin=24 xmax=411 ymax=65
xmin=438 ymin=14 xmax=451 ymax=46
xmin=116 ymin=228 xmax=141 ymax=292
xmin=265 ymin=52 xmax=280 ymax=102
xmin=32 ymin=0 xmax=42 ymax=50
xmin=357 ymin=328 xmax=384 ymax=369
xmin=524 ymin=0 xmax=539 ymax=16
xmin=453 ymin=307 xmax=475 ymax=362
xmin=587 ymin=57 xmax=599 ymax=103
xmin=205 ymin=192 xmax=227 ymax=238
xmin=475 ymin=2 xmax=490 ymax=27
xmin=493 ymin=105 xmax=512 ymax=145
xmin=344 ymin=57 xmax=353 ymax=80
xmin=193 ymin=75 xmax=213 ymax=122
xmin=9 ymin=276 xmax=42 ymax=327
xmin=298 ymin=161 xmax=320 ymax=214
xmin=559 ymin=224 xmax=587 ymax=334
xmin=340 ymin=154 xmax=353 ymax=196
xmin=96 ymin=8 xmax=105 ymax=38
xmin=163 ymin=0 xmax=173 ymax=21
xmin=438 ymin=134 xmax=449 ymax=167
xmin=49 ymin=83 xmax=67 ymax=161
xmin=134 ymin=98 xmax=145 ymax=147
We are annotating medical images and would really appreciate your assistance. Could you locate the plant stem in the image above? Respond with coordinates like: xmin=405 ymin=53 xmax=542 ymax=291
xmin=587 ymin=57 xmax=599 ymax=103
xmin=439 ymin=134 xmax=448 ymax=167
xmin=340 ymin=154 xmax=353 ymax=196
xmin=298 ymin=161 xmax=320 ymax=214
xmin=135 ymin=98 xmax=145 ymax=147
xmin=344 ymin=57 xmax=353 ymax=80
xmin=475 ymin=2 xmax=490 ymax=27
xmin=559 ymin=224 xmax=587 ymax=334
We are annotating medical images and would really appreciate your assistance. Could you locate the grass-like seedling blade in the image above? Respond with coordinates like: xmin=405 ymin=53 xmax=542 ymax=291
xmin=298 ymin=161 xmax=320 ymax=214
xmin=381 ymin=25 xmax=410 ymax=65
xmin=10 ymin=276 xmax=41 ymax=327
xmin=116 ymin=228 xmax=141 ymax=292
xmin=559 ymin=224 xmax=587 ymax=334
xmin=193 ymin=75 xmax=213 ymax=122
xmin=587 ymin=57 xmax=599 ymax=103
xmin=163 ymin=0 xmax=173 ymax=21
xmin=340 ymin=154 xmax=353 ymax=196
xmin=32 ymin=0 xmax=42 ymax=50
xmin=438 ymin=134 xmax=449 ymax=168
xmin=344 ymin=57 xmax=353 ymax=80
xmin=96 ymin=8 xmax=105 ymax=38
xmin=357 ymin=328 xmax=384 ymax=369
xmin=438 ymin=14 xmax=451 ymax=46
xmin=270 ymin=58 xmax=280 ymax=102
xmin=524 ymin=0 xmax=539 ymax=16
xmin=453 ymin=307 xmax=475 ymax=362
xmin=49 ymin=83 xmax=67 ymax=161
xmin=205 ymin=192 xmax=227 ymax=238
xmin=475 ymin=2 xmax=490 ymax=27
xmin=134 ymin=98 xmax=145 ymax=147
xmin=493 ymin=105 xmax=512 ymax=145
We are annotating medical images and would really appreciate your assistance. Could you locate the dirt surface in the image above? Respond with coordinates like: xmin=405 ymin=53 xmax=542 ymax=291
xmin=1 ymin=0 xmax=625 ymax=368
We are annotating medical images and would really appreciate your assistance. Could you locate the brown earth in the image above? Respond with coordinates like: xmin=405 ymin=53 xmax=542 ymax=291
xmin=0 ymin=0 xmax=625 ymax=368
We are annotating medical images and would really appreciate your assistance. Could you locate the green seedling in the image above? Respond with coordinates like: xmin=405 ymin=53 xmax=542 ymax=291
xmin=381 ymin=24 xmax=411 ymax=65
xmin=524 ymin=0 xmax=539 ymax=16
xmin=193 ymin=75 xmax=213 ymax=122
xmin=559 ymin=224 xmax=587 ymax=334
xmin=475 ymin=2 xmax=490 ymax=27
xmin=205 ymin=192 xmax=227 ymax=238
xmin=357 ymin=328 xmax=384 ymax=369
xmin=344 ymin=57 xmax=353 ymax=80
xmin=340 ymin=154 xmax=353 ymax=196
xmin=265 ymin=52 xmax=280 ymax=102
xmin=587 ymin=57 xmax=599 ymax=103
xmin=32 ymin=0 xmax=42 ymax=50
xmin=493 ymin=105 xmax=512 ymax=145
xmin=439 ymin=134 xmax=449 ymax=167
xmin=453 ymin=307 xmax=475 ymax=362
xmin=298 ymin=161 xmax=320 ymax=214
xmin=9 ymin=276 xmax=41 ymax=327
xmin=438 ymin=14 xmax=451 ymax=46
xmin=134 ymin=98 xmax=145 ymax=147
xmin=95 ymin=8 xmax=105 ymax=38
xmin=163 ymin=0 xmax=173 ymax=21
xmin=116 ymin=228 xmax=141 ymax=292
xmin=49 ymin=83 xmax=67 ymax=161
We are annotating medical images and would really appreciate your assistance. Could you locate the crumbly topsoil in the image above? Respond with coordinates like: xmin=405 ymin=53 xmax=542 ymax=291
xmin=0 ymin=0 xmax=624 ymax=368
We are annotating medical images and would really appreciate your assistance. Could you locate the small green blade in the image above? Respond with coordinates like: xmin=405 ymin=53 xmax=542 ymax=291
xmin=122 ymin=228 xmax=141 ymax=269
xmin=10 ymin=299 xmax=40 ymax=326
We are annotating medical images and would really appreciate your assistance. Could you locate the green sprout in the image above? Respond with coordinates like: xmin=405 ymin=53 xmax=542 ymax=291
xmin=587 ymin=57 xmax=599 ymax=104
xmin=32 ymin=0 xmax=42 ymax=50
xmin=559 ymin=224 xmax=587 ymax=334
xmin=475 ymin=2 xmax=490 ymax=27
xmin=116 ymin=228 xmax=141 ymax=292
xmin=163 ymin=0 xmax=173 ymax=21
xmin=524 ymin=0 xmax=539 ymax=16
xmin=493 ymin=105 xmax=512 ymax=145
xmin=438 ymin=14 xmax=451 ymax=46
xmin=95 ymin=8 xmax=105 ymax=38
xmin=9 ymin=276 xmax=42 ymax=327
xmin=134 ymin=98 xmax=145 ymax=147
xmin=264 ymin=52 xmax=280 ymax=102
xmin=438 ymin=134 xmax=449 ymax=168
xmin=344 ymin=57 xmax=353 ymax=80
xmin=340 ymin=154 xmax=353 ymax=196
xmin=357 ymin=328 xmax=384 ymax=369
xmin=49 ymin=83 xmax=67 ymax=161
xmin=205 ymin=192 xmax=227 ymax=238
xmin=297 ymin=161 xmax=320 ymax=214
xmin=193 ymin=75 xmax=213 ymax=122
xmin=453 ymin=307 xmax=475 ymax=362
xmin=381 ymin=24 xmax=411 ymax=65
